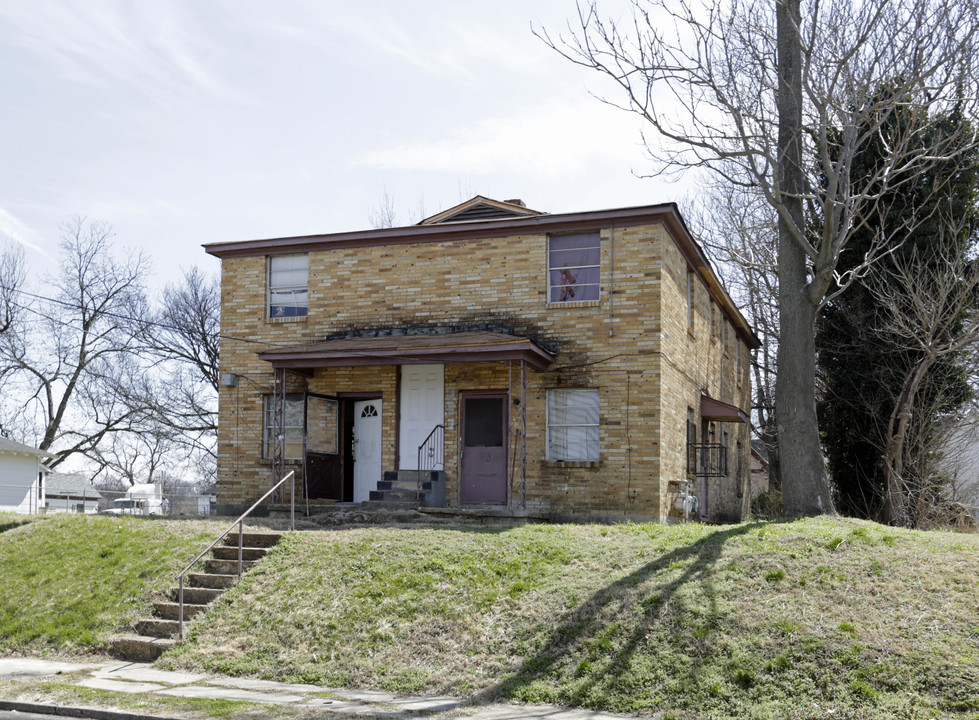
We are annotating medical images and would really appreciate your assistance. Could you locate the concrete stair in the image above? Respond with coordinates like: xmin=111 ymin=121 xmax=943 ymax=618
xmin=370 ymin=470 xmax=446 ymax=507
xmin=109 ymin=531 xmax=283 ymax=662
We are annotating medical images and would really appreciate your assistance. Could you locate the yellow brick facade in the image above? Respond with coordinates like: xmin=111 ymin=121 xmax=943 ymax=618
xmin=211 ymin=204 xmax=755 ymax=523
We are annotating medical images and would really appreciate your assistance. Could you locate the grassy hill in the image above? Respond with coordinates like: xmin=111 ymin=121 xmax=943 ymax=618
xmin=1 ymin=514 xmax=977 ymax=719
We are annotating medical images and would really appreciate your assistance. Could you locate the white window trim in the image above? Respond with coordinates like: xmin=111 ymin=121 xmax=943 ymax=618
xmin=267 ymin=254 xmax=309 ymax=319
xmin=547 ymin=233 xmax=601 ymax=304
xmin=546 ymin=388 xmax=600 ymax=461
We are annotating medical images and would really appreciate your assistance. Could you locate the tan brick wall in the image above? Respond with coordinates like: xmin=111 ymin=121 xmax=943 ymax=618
xmin=216 ymin=221 xmax=753 ymax=522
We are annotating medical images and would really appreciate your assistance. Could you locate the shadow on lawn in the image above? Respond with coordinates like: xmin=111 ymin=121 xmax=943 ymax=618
xmin=478 ymin=521 xmax=764 ymax=707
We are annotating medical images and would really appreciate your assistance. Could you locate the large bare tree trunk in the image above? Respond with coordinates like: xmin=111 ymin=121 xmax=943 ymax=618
xmin=776 ymin=0 xmax=836 ymax=516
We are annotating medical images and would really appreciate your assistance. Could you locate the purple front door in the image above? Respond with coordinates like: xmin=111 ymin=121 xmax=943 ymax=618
xmin=460 ymin=394 xmax=507 ymax=505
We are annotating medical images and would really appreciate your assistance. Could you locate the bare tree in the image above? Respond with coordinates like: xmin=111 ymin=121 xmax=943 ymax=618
xmin=368 ymin=186 xmax=399 ymax=229
xmin=0 ymin=244 xmax=24 ymax=335
xmin=141 ymin=267 xmax=220 ymax=463
xmin=540 ymin=0 xmax=979 ymax=515
xmin=0 ymin=217 xmax=152 ymax=468
xmin=870 ymin=238 xmax=979 ymax=526
xmin=687 ymin=178 xmax=781 ymax=487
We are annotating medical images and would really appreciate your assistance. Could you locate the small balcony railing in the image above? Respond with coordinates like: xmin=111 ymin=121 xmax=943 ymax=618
xmin=687 ymin=442 xmax=728 ymax=477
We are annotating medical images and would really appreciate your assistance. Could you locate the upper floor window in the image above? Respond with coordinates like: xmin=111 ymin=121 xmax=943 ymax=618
xmin=547 ymin=388 xmax=600 ymax=461
xmin=548 ymin=233 xmax=600 ymax=303
xmin=268 ymin=254 xmax=309 ymax=318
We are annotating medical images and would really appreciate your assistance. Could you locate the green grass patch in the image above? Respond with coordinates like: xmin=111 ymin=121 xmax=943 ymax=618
xmin=6 ymin=515 xmax=979 ymax=719
xmin=0 ymin=514 xmax=228 ymax=653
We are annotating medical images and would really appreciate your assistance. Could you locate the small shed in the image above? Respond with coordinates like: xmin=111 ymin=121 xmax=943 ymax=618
xmin=0 ymin=438 xmax=53 ymax=514
xmin=44 ymin=472 xmax=101 ymax=514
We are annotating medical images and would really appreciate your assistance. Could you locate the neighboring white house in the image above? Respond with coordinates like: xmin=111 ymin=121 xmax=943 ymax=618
xmin=0 ymin=438 xmax=52 ymax=514
xmin=44 ymin=472 xmax=101 ymax=514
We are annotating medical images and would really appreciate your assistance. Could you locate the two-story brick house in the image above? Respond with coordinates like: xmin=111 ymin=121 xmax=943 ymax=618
xmin=205 ymin=196 xmax=759 ymax=523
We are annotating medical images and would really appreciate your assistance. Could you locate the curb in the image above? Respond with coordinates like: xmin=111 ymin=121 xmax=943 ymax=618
xmin=0 ymin=699 xmax=183 ymax=720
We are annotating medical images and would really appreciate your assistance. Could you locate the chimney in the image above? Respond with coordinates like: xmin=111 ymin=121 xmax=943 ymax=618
xmin=503 ymin=198 xmax=526 ymax=207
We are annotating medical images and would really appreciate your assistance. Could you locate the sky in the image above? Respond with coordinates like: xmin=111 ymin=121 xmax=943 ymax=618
xmin=0 ymin=0 xmax=692 ymax=289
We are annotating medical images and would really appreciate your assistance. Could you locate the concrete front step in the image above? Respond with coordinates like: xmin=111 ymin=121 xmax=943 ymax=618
xmin=222 ymin=532 xmax=282 ymax=548
xmin=109 ymin=634 xmax=176 ymax=662
xmin=135 ymin=618 xmax=180 ymax=638
xmin=153 ymin=601 xmax=209 ymax=621
xmin=171 ymin=586 xmax=224 ymax=605
xmin=212 ymin=546 xmax=268 ymax=562
xmin=207 ymin=558 xmax=258 ymax=575
xmin=188 ymin=572 xmax=237 ymax=589
xmin=359 ymin=500 xmax=420 ymax=510
xmin=369 ymin=489 xmax=422 ymax=502
xmin=377 ymin=479 xmax=433 ymax=492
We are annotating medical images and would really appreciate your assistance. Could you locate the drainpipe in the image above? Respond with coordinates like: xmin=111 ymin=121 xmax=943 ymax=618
xmin=608 ymin=223 xmax=615 ymax=337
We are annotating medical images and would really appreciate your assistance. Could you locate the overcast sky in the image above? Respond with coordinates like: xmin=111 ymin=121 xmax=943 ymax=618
xmin=0 ymin=0 xmax=692 ymax=288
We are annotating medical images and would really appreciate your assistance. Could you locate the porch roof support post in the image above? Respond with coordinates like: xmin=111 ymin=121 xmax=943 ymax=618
xmin=521 ymin=359 xmax=527 ymax=509
xmin=272 ymin=367 xmax=286 ymax=500
xmin=508 ymin=361 xmax=514 ymax=497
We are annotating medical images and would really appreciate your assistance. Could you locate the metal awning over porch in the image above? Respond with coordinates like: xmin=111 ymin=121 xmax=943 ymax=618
xmin=258 ymin=331 xmax=556 ymax=371
xmin=701 ymin=395 xmax=749 ymax=424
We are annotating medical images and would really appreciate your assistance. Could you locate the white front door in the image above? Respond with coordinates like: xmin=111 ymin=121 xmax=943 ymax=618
xmin=399 ymin=364 xmax=445 ymax=469
xmin=353 ymin=399 xmax=382 ymax=503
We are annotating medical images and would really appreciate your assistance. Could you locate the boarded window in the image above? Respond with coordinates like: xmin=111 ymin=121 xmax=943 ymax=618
xmin=547 ymin=389 xmax=600 ymax=460
xmin=548 ymin=233 xmax=600 ymax=302
xmin=268 ymin=254 xmax=309 ymax=318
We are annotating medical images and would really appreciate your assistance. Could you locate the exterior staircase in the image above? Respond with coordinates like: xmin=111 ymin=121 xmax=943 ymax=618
xmin=109 ymin=531 xmax=282 ymax=662
xmin=371 ymin=470 xmax=446 ymax=507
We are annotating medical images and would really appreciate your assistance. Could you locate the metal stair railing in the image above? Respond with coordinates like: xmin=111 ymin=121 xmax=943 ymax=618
xmin=416 ymin=425 xmax=444 ymax=501
xmin=175 ymin=471 xmax=295 ymax=640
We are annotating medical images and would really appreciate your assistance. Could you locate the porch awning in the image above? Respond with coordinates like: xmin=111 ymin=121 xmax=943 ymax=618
xmin=258 ymin=331 xmax=556 ymax=371
xmin=701 ymin=395 xmax=749 ymax=424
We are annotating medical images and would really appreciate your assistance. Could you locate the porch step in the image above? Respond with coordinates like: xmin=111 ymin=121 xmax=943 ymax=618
xmin=110 ymin=531 xmax=285 ymax=662
xmin=369 ymin=489 xmax=422 ymax=503
xmin=377 ymin=470 xmax=447 ymax=507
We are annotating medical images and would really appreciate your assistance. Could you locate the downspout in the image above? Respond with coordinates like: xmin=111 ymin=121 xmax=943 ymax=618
xmin=608 ymin=223 xmax=615 ymax=337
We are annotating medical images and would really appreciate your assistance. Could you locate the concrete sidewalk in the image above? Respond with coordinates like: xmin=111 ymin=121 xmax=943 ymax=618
xmin=0 ymin=657 xmax=635 ymax=720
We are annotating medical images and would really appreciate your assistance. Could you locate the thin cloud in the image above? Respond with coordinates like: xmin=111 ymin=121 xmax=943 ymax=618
xmin=0 ymin=208 xmax=49 ymax=257
xmin=0 ymin=1 xmax=244 ymax=108
xmin=360 ymin=97 xmax=646 ymax=181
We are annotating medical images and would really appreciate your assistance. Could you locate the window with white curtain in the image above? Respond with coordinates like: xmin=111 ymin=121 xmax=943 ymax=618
xmin=267 ymin=254 xmax=309 ymax=318
xmin=547 ymin=388 xmax=600 ymax=460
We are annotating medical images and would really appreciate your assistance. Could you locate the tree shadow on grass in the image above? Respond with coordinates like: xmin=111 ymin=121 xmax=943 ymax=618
xmin=477 ymin=521 xmax=765 ymax=709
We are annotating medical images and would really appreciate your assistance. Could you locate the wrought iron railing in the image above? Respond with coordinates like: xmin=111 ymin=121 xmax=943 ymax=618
xmin=175 ymin=471 xmax=295 ymax=640
xmin=417 ymin=425 xmax=444 ymax=501
xmin=687 ymin=443 xmax=728 ymax=478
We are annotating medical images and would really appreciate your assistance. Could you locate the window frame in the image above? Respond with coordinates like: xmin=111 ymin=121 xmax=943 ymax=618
xmin=546 ymin=388 xmax=600 ymax=461
xmin=267 ymin=253 xmax=309 ymax=319
xmin=547 ymin=232 xmax=601 ymax=304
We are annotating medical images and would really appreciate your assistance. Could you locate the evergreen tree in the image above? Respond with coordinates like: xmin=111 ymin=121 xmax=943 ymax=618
xmin=818 ymin=107 xmax=979 ymax=520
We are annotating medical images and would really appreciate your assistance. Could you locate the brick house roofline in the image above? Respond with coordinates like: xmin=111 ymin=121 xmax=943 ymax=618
xmin=203 ymin=202 xmax=761 ymax=350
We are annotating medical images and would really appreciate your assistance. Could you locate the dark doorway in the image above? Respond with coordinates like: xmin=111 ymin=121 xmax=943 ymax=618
xmin=460 ymin=392 xmax=508 ymax=505
xmin=304 ymin=394 xmax=341 ymax=500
